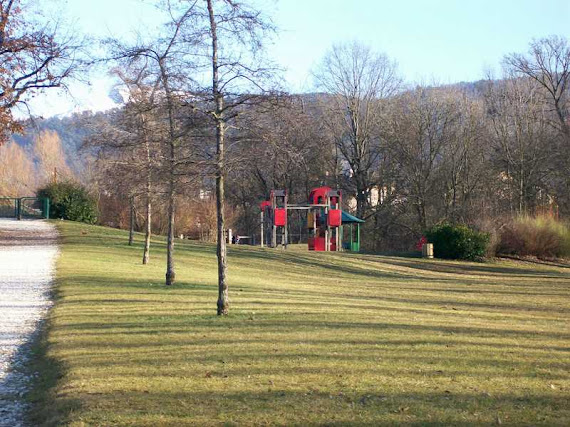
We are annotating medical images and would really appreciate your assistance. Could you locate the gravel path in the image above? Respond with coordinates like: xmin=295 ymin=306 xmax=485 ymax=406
xmin=0 ymin=219 xmax=58 ymax=427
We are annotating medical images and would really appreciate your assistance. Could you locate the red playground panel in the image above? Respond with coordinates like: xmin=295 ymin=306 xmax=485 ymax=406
xmin=308 ymin=237 xmax=336 ymax=251
xmin=328 ymin=209 xmax=342 ymax=227
xmin=274 ymin=208 xmax=287 ymax=226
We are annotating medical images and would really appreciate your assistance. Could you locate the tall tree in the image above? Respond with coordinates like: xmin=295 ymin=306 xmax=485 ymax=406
xmin=85 ymin=67 xmax=160 ymax=264
xmin=314 ymin=41 xmax=401 ymax=219
xmin=165 ymin=0 xmax=276 ymax=314
xmin=504 ymin=36 xmax=570 ymax=140
xmin=503 ymin=36 xmax=570 ymax=214
xmin=384 ymin=86 xmax=458 ymax=230
xmin=106 ymin=5 xmax=200 ymax=284
xmin=484 ymin=76 xmax=554 ymax=215
xmin=204 ymin=0 xmax=276 ymax=315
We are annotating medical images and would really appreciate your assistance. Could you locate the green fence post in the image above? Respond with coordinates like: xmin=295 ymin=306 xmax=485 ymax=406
xmin=16 ymin=198 xmax=22 ymax=220
xmin=44 ymin=198 xmax=50 ymax=219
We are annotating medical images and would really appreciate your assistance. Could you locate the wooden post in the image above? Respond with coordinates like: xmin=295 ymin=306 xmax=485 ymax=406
xmin=284 ymin=191 xmax=288 ymax=249
xmin=313 ymin=208 xmax=316 ymax=235
xmin=260 ymin=210 xmax=264 ymax=247
xmin=297 ymin=210 xmax=300 ymax=244
xmin=325 ymin=205 xmax=330 ymax=251
xmin=422 ymin=243 xmax=434 ymax=259
xmin=272 ymin=224 xmax=277 ymax=248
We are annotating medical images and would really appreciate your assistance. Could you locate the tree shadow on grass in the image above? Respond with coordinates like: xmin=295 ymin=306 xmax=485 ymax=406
xmin=229 ymin=248 xmax=570 ymax=283
xmin=50 ymin=314 xmax=570 ymax=344
xmin=22 ymin=285 xmax=82 ymax=427
xmin=48 ymin=388 xmax=570 ymax=425
xmin=60 ymin=231 xmax=218 ymax=257
xmin=372 ymin=257 xmax=570 ymax=279
xmin=229 ymin=249 xmax=430 ymax=281
xmin=24 ymin=320 xmax=81 ymax=427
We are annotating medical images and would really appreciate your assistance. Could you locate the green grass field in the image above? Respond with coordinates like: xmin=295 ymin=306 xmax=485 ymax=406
xmin=29 ymin=221 xmax=570 ymax=426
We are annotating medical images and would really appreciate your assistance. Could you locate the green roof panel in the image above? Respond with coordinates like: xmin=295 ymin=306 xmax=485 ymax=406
xmin=341 ymin=211 xmax=365 ymax=224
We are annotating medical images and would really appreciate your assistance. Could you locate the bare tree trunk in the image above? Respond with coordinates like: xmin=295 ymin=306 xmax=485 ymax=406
xmin=356 ymin=177 xmax=367 ymax=219
xmin=143 ymin=190 xmax=151 ymax=265
xmin=159 ymin=57 xmax=177 ymax=286
xmin=208 ymin=0 xmax=229 ymax=315
xmin=165 ymin=177 xmax=175 ymax=285
xmin=142 ymin=113 xmax=152 ymax=265
xmin=128 ymin=196 xmax=134 ymax=246
xmin=216 ymin=137 xmax=228 ymax=314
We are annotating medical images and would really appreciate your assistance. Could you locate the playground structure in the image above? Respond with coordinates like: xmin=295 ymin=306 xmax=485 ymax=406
xmin=260 ymin=187 xmax=364 ymax=251
xmin=0 ymin=197 xmax=50 ymax=220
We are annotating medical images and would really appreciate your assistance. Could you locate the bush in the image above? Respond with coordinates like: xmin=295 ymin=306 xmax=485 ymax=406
xmin=37 ymin=182 xmax=98 ymax=224
xmin=498 ymin=215 xmax=570 ymax=259
xmin=425 ymin=223 xmax=490 ymax=260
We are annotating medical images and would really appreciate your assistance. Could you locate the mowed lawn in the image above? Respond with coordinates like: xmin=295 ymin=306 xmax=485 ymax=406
xmin=29 ymin=221 xmax=570 ymax=426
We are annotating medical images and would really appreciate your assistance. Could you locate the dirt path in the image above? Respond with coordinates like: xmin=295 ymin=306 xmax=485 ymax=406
xmin=0 ymin=219 xmax=58 ymax=427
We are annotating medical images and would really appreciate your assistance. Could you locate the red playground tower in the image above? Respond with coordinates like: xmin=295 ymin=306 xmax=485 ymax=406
xmin=307 ymin=187 xmax=342 ymax=251
xmin=260 ymin=190 xmax=288 ymax=248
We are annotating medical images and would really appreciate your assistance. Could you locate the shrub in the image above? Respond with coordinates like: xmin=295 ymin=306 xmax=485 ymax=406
xmin=498 ymin=215 xmax=570 ymax=259
xmin=37 ymin=182 xmax=98 ymax=224
xmin=473 ymin=217 xmax=502 ymax=258
xmin=425 ymin=223 xmax=490 ymax=260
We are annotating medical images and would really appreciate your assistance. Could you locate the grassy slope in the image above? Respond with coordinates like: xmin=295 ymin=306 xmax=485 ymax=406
xmin=30 ymin=221 xmax=570 ymax=426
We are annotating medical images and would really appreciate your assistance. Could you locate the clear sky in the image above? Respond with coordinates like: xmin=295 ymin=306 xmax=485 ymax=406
xmin=22 ymin=0 xmax=570 ymax=117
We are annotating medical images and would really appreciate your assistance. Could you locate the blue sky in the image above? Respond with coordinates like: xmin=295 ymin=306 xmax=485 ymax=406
xmin=24 ymin=0 xmax=570 ymax=117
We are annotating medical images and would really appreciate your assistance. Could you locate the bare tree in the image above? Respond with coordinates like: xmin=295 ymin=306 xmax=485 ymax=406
xmin=114 ymin=69 xmax=158 ymax=263
xmin=83 ymin=68 xmax=161 ymax=264
xmin=106 ymin=4 xmax=202 ymax=284
xmin=484 ymin=76 xmax=555 ymax=215
xmin=154 ymin=0 xmax=277 ymax=314
xmin=203 ymin=0 xmax=278 ymax=314
xmin=503 ymin=36 xmax=570 ymax=213
xmin=314 ymin=41 xmax=401 ymax=219
xmin=504 ymin=36 xmax=570 ymax=139
xmin=384 ymin=86 xmax=458 ymax=229
xmin=440 ymin=90 xmax=490 ymax=223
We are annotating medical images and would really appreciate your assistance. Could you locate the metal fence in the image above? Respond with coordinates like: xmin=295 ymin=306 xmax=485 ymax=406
xmin=0 ymin=197 xmax=50 ymax=219
xmin=0 ymin=198 xmax=18 ymax=218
